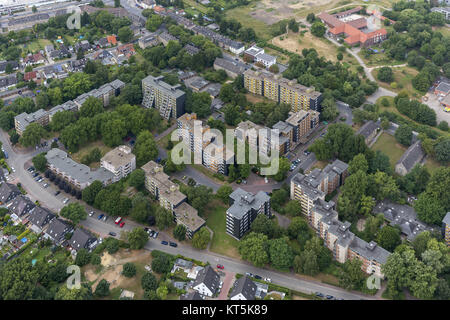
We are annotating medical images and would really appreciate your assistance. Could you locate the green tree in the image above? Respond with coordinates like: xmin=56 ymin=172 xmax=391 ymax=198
xmin=394 ymin=125 xmax=412 ymax=146
xmin=118 ymin=26 xmax=133 ymax=43
xmin=284 ymin=200 xmax=302 ymax=216
xmin=238 ymin=232 xmax=269 ymax=267
xmin=377 ymin=226 xmax=401 ymax=251
xmin=80 ymin=96 xmax=103 ymax=118
xmin=141 ymin=272 xmax=158 ymax=291
xmin=60 ymin=203 xmax=87 ymax=224
xmin=151 ymin=254 xmax=172 ymax=274
xmin=348 ymin=153 xmax=368 ymax=175
xmin=75 ymin=248 xmax=91 ymax=267
xmin=173 ymin=224 xmax=187 ymax=241
xmin=338 ymin=259 xmax=365 ymax=290
xmin=0 ymin=258 xmax=40 ymax=300
xmin=310 ymin=21 xmax=326 ymax=37
xmin=82 ymin=180 xmax=103 ymax=205
xmin=94 ymin=279 xmax=110 ymax=297
xmin=127 ymin=227 xmax=149 ymax=250
xmin=216 ymin=185 xmax=232 ymax=204
xmin=19 ymin=123 xmax=46 ymax=147
xmin=268 ymin=237 xmax=294 ymax=270
xmin=155 ymin=206 xmax=173 ymax=230
xmin=134 ymin=130 xmax=158 ymax=166
xmin=192 ymin=227 xmax=210 ymax=250
xmin=122 ymin=263 xmax=137 ymax=278
xmin=129 ymin=169 xmax=145 ymax=190
xmin=377 ymin=67 xmax=394 ymax=83
xmin=32 ymin=153 xmax=47 ymax=172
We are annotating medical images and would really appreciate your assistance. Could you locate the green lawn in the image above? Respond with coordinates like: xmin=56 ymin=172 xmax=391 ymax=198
xmin=225 ymin=5 xmax=272 ymax=41
xmin=371 ymin=132 xmax=407 ymax=169
xmin=372 ymin=66 xmax=421 ymax=98
xmin=205 ymin=201 xmax=240 ymax=259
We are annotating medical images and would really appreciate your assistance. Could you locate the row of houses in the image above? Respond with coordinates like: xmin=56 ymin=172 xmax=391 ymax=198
xmin=0 ymin=182 xmax=98 ymax=254
xmin=14 ymin=79 xmax=125 ymax=135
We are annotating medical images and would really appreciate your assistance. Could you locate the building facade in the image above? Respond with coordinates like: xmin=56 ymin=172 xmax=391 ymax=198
xmin=100 ymin=145 xmax=136 ymax=182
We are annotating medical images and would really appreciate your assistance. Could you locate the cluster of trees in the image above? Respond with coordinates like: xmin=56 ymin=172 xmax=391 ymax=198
xmin=394 ymin=92 xmax=437 ymax=126
xmin=179 ymin=184 xmax=213 ymax=215
xmin=338 ymin=153 xmax=401 ymax=224
xmin=413 ymin=167 xmax=450 ymax=225
xmin=283 ymin=48 xmax=378 ymax=108
xmin=383 ymin=233 xmax=450 ymax=299
xmin=270 ymin=18 xmax=300 ymax=37
xmin=380 ymin=1 xmax=450 ymax=92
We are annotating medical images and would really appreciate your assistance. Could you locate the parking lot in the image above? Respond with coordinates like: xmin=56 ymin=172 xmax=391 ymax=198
xmin=423 ymin=93 xmax=450 ymax=124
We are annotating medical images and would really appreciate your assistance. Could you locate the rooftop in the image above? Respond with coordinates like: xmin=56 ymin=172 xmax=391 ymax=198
xmin=142 ymin=75 xmax=185 ymax=99
xmin=227 ymin=188 xmax=270 ymax=220
xmin=173 ymin=202 xmax=205 ymax=232
xmin=101 ymin=145 xmax=135 ymax=168
xmin=396 ymin=140 xmax=426 ymax=172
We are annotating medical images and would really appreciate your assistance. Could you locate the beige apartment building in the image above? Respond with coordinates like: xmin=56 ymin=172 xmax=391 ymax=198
xmin=100 ymin=145 xmax=136 ymax=182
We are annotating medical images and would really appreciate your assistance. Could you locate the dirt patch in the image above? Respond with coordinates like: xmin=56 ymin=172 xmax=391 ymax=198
xmin=357 ymin=218 xmax=366 ymax=232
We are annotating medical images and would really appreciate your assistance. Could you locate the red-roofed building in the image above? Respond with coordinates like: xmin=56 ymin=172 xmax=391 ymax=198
xmin=24 ymin=71 xmax=37 ymax=81
xmin=23 ymin=53 xmax=45 ymax=66
xmin=116 ymin=43 xmax=135 ymax=58
xmin=318 ymin=11 xmax=387 ymax=47
xmin=107 ymin=35 xmax=117 ymax=46
xmin=153 ymin=5 xmax=165 ymax=13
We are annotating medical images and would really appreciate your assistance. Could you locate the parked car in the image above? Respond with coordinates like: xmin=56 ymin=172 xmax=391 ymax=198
xmin=217 ymin=264 xmax=224 ymax=269
xmin=54 ymin=191 xmax=61 ymax=196
xmin=98 ymin=214 xmax=104 ymax=220
xmin=326 ymin=295 xmax=334 ymax=300
xmin=246 ymin=272 xmax=254 ymax=278
xmin=315 ymin=292 xmax=324 ymax=298
xmin=103 ymin=216 xmax=108 ymax=222
xmin=254 ymin=275 xmax=262 ymax=280
xmin=153 ymin=231 xmax=158 ymax=239
xmin=149 ymin=231 xmax=155 ymax=237
xmin=62 ymin=198 xmax=69 ymax=204
xmin=43 ymin=183 xmax=49 ymax=188
xmin=119 ymin=222 xmax=125 ymax=228
xmin=144 ymin=227 xmax=149 ymax=233
xmin=264 ymin=278 xmax=272 ymax=283
xmin=32 ymin=172 xmax=39 ymax=177
xmin=11 ymin=167 xmax=15 ymax=173
xmin=89 ymin=211 xmax=94 ymax=217
xmin=161 ymin=240 xmax=168 ymax=245
xmin=108 ymin=232 xmax=116 ymax=237
xmin=98 ymin=237 xmax=103 ymax=244
xmin=115 ymin=217 xmax=122 ymax=224
xmin=169 ymin=242 xmax=177 ymax=247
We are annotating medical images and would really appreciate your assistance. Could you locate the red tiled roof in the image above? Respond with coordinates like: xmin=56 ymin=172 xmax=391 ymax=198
xmin=24 ymin=71 xmax=37 ymax=81
xmin=347 ymin=17 xmax=367 ymax=29
xmin=153 ymin=5 xmax=165 ymax=13
xmin=107 ymin=35 xmax=117 ymax=45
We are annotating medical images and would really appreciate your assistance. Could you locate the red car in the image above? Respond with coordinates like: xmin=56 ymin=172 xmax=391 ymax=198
xmin=216 ymin=264 xmax=224 ymax=270
xmin=120 ymin=222 xmax=125 ymax=228
xmin=115 ymin=217 xmax=122 ymax=224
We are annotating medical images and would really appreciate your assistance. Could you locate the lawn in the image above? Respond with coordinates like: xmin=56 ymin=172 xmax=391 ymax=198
xmin=372 ymin=66 xmax=421 ymax=97
xmin=272 ymin=31 xmax=360 ymax=69
xmin=70 ymin=140 xmax=112 ymax=168
xmin=205 ymin=200 xmax=240 ymax=259
xmin=371 ymin=132 xmax=407 ymax=169
xmin=358 ymin=51 xmax=404 ymax=68
xmin=226 ymin=5 xmax=272 ymax=41
xmin=21 ymin=39 xmax=53 ymax=54
xmin=424 ymin=157 xmax=443 ymax=174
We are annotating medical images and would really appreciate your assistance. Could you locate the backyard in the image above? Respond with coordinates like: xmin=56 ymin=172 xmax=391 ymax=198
xmin=371 ymin=132 xmax=406 ymax=169
xmin=205 ymin=200 xmax=240 ymax=259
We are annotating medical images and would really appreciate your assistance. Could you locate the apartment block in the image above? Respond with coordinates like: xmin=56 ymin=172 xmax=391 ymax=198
xmin=235 ymin=120 xmax=271 ymax=157
xmin=14 ymin=109 xmax=49 ymax=136
xmin=285 ymin=110 xmax=320 ymax=145
xmin=243 ymin=69 xmax=323 ymax=112
xmin=100 ymin=145 xmax=136 ymax=182
xmin=443 ymin=212 xmax=450 ymax=247
xmin=142 ymin=160 xmax=205 ymax=238
xmin=177 ymin=113 xmax=210 ymax=158
xmin=311 ymin=199 xmax=391 ymax=278
xmin=141 ymin=161 xmax=186 ymax=211
xmin=226 ymin=188 xmax=271 ymax=240
xmin=173 ymin=202 xmax=206 ymax=239
xmin=271 ymin=121 xmax=293 ymax=156
xmin=202 ymin=138 xmax=235 ymax=176
xmin=74 ymin=79 xmax=125 ymax=108
xmin=290 ymin=173 xmax=326 ymax=219
xmin=45 ymin=148 xmax=115 ymax=190
xmin=142 ymin=75 xmax=186 ymax=120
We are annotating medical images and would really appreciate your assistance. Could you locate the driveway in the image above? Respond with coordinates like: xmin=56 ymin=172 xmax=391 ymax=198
xmin=218 ymin=270 xmax=235 ymax=300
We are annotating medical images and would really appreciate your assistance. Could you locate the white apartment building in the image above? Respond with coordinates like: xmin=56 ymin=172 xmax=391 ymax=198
xmin=100 ymin=145 xmax=136 ymax=182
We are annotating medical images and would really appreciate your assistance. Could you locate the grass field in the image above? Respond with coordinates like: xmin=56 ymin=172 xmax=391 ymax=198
xmin=205 ymin=200 xmax=240 ymax=259
xmin=226 ymin=5 xmax=272 ymax=41
xmin=358 ymin=51 xmax=404 ymax=68
xmin=372 ymin=66 xmax=421 ymax=97
xmin=21 ymin=38 xmax=52 ymax=53
xmin=371 ymin=132 xmax=406 ymax=169
xmin=272 ymin=31 xmax=360 ymax=69
xmin=70 ymin=140 xmax=112 ymax=168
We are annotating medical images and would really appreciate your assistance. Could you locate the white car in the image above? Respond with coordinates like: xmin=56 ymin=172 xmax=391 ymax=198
xmin=89 ymin=211 xmax=94 ymax=217
xmin=11 ymin=167 xmax=15 ymax=173
xmin=264 ymin=177 xmax=268 ymax=184
xmin=62 ymin=198 xmax=69 ymax=204
xmin=264 ymin=278 xmax=272 ymax=283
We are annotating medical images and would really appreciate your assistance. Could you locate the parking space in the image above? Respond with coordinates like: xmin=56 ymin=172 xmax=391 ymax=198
xmin=423 ymin=93 xmax=450 ymax=124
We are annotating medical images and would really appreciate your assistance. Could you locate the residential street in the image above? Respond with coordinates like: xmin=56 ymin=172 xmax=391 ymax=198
xmin=0 ymin=129 xmax=377 ymax=300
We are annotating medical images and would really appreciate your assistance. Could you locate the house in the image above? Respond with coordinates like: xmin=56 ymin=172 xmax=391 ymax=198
xmin=74 ymin=40 xmax=92 ymax=53
xmin=7 ymin=195 xmax=36 ymax=220
xmin=96 ymin=37 xmax=109 ymax=48
xmin=254 ymin=53 xmax=276 ymax=68
xmin=70 ymin=228 xmax=97 ymax=252
xmin=254 ymin=282 xmax=268 ymax=299
xmin=68 ymin=58 xmax=87 ymax=72
xmin=188 ymin=77 xmax=210 ymax=92
xmin=357 ymin=120 xmax=380 ymax=145
xmin=171 ymin=258 xmax=194 ymax=272
xmin=92 ymin=50 xmax=117 ymax=65
xmin=0 ymin=60 xmax=19 ymax=74
xmin=183 ymin=44 xmax=200 ymax=56
xmin=27 ymin=207 xmax=55 ymax=232
xmin=158 ymin=32 xmax=178 ymax=46
xmin=395 ymin=141 xmax=426 ymax=176
xmin=0 ymin=182 xmax=21 ymax=205
xmin=138 ymin=34 xmax=160 ymax=49
xmin=116 ymin=43 xmax=135 ymax=59
xmin=434 ymin=81 xmax=450 ymax=96
xmin=180 ymin=291 xmax=203 ymax=300
xmin=431 ymin=7 xmax=450 ymax=20
xmin=213 ymin=57 xmax=248 ymax=79
xmin=230 ymin=276 xmax=257 ymax=300
xmin=202 ymin=83 xmax=222 ymax=99
xmin=107 ymin=35 xmax=118 ymax=46
xmin=23 ymin=53 xmax=45 ymax=66
xmin=45 ymin=218 xmax=73 ymax=245
xmin=24 ymin=71 xmax=38 ymax=82
xmin=0 ymin=74 xmax=18 ymax=91
xmin=192 ymin=265 xmax=220 ymax=297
